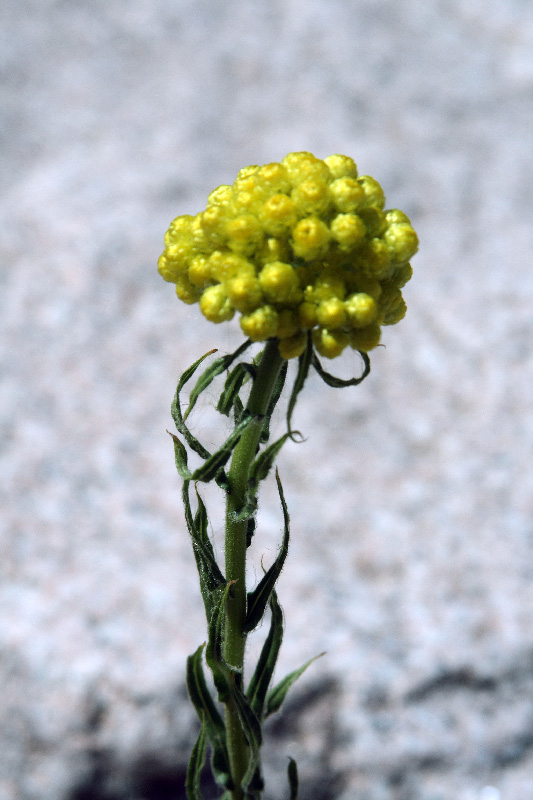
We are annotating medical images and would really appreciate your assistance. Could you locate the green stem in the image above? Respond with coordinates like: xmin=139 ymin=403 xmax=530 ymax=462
xmin=224 ymin=338 xmax=284 ymax=798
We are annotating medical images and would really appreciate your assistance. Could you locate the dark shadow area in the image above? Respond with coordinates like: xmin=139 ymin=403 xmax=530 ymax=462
xmin=68 ymin=678 xmax=343 ymax=800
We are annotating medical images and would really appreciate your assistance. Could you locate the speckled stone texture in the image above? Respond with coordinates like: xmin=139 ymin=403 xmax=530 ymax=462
xmin=2 ymin=1 xmax=533 ymax=799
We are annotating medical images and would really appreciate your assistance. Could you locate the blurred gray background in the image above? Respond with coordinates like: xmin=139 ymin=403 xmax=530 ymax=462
xmin=1 ymin=1 xmax=533 ymax=799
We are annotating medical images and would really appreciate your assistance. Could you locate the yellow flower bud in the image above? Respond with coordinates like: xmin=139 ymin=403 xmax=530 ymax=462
xmin=200 ymin=206 xmax=228 ymax=246
xmin=278 ymin=331 xmax=307 ymax=360
xmin=324 ymin=154 xmax=358 ymax=180
xmin=199 ymin=285 xmax=235 ymax=322
xmin=389 ymin=263 xmax=413 ymax=289
xmin=291 ymin=179 xmax=331 ymax=216
xmin=305 ymin=268 xmax=346 ymax=303
xmin=282 ymin=151 xmax=330 ymax=185
xmin=291 ymin=217 xmax=330 ymax=261
xmin=346 ymin=275 xmax=382 ymax=300
xmin=208 ymin=252 xmax=254 ymax=282
xmin=345 ymin=293 xmax=377 ymax=328
xmin=158 ymin=253 xmax=185 ymax=282
xmin=188 ymin=256 xmax=212 ymax=288
xmin=298 ymin=301 xmax=318 ymax=329
xmin=256 ymin=237 xmax=291 ymax=265
xmin=317 ymin=298 xmax=346 ymax=329
xmin=225 ymin=274 xmax=263 ymax=313
xmin=259 ymin=194 xmax=298 ymax=237
xmin=255 ymin=163 xmax=291 ymax=195
xmin=349 ymin=323 xmax=381 ymax=351
xmin=190 ymin=216 xmax=210 ymax=253
xmin=175 ymin=275 xmax=202 ymax=305
xmin=330 ymin=213 xmax=367 ymax=250
xmin=379 ymin=287 xmax=407 ymax=325
xmin=259 ymin=261 xmax=300 ymax=304
xmin=276 ymin=309 xmax=300 ymax=339
xmin=358 ymin=176 xmax=386 ymax=209
xmin=329 ymin=178 xmax=366 ymax=213
xmin=226 ymin=214 xmax=264 ymax=254
xmin=158 ymin=152 xmax=417 ymax=359
xmin=165 ymin=214 xmax=193 ymax=246
xmin=240 ymin=305 xmax=278 ymax=341
xmin=384 ymin=223 xmax=419 ymax=263
xmin=358 ymin=208 xmax=386 ymax=238
xmin=385 ymin=208 xmax=411 ymax=226
xmin=357 ymin=239 xmax=391 ymax=279
xmin=313 ymin=328 xmax=350 ymax=359
xmin=207 ymin=184 xmax=232 ymax=207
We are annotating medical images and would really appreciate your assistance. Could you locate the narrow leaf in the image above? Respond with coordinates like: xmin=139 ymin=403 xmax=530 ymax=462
xmin=186 ymin=645 xmax=232 ymax=789
xmin=312 ymin=349 xmax=370 ymax=388
xmin=287 ymin=758 xmax=298 ymax=800
xmin=260 ymin=358 xmax=288 ymax=443
xmin=248 ymin=433 xmax=293 ymax=499
xmin=167 ymin=430 xmax=193 ymax=480
xmin=183 ymin=481 xmax=225 ymax=620
xmin=186 ymin=339 xmax=253 ymax=418
xmin=205 ymin=581 xmax=235 ymax=703
xmin=265 ymin=652 xmax=325 ymax=718
xmin=185 ymin=719 xmax=207 ymax=800
xmin=286 ymin=333 xmax=312 ymax=439
xmin=171 ymin=351 xmax=215 ymax=461
xmin=191 ymin=411 xmax=256 ymax=483
xmin=244 ymin=470 xmax=290 ymax=633
xmin=217 ymin=362 xmax=256 ymax=418
xmin=247 ymin=590 xmax=284 ymax=718
xmin=229 ymin=674 xmax=263 ymax=793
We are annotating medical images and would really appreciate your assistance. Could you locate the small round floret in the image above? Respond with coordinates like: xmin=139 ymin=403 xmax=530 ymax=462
xmin=240 ymin=306 xmax=278 ymax=341
xmin=200 ymin=285 xmax=234 ymax=322
xmin=345 ymin=293 xmax=377 ymax=328
xmin=259 ymin=261 xmax=300 ymax=304
xmin=291 ymin=217 xmax=330 ymax=261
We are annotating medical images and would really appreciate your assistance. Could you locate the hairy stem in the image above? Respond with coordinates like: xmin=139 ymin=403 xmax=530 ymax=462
xmin=224 ymin=338 xmax=284 ymax=798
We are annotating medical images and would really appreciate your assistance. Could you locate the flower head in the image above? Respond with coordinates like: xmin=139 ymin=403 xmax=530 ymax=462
xmin=159 ymin=152 xmax=418 ymax=359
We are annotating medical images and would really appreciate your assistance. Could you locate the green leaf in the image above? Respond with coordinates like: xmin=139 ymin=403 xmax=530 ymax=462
xmin=265 ymin=652 xmax=325 ymax=718
xmin=286 ymin=333 xmax=313 ymax=439
xmin=167 ymin=430 xmax=193 ymax=481
xmin=171 ymin=351 xmax=215 ymax=461
xmin=185 ymin=719 xmax=207 ymax=800
xmin=182 ymin=482 xmax=225 ymax=620
xmin=229 ymin=674 xmax=263 ymax=794
xmin=248 ymin=432 xmax=293 ymax=499
xmin=244 ymin=470 xmax=290 ymax=634
xmin=216 ymin=361 xmax=256 ymax=418
xmin=287 ymin=758 xmax=298 ymax=800
xmin=247 ymin=590 xmax=284 ymax=719
xmin=205 ymin=581 xmax=235 ymax=704
xmin=191 ymin=411 xmax=256 ymax=483
xmin=246 ymin=516 xmax=256 ymax=548
xmin=312 ymin=349 xmax=370 ymax=388
xmin=186 ymin=645 xmax=232 ymax=790
xmin=185 ymin=339 xmax=253 ymax=419
xmin=260 ymin=358 xmax=288 ymax=443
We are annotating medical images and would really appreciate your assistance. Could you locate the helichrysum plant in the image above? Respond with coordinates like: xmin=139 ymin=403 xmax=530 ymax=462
xmin=158 ymin=151 xmax=418 ymax=800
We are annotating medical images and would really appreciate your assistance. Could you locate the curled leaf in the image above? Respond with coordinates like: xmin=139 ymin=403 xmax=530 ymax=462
xmin=244 ymin=470 xmax=289 ymax=634
xmin=312 ymin=348 xmax=370 ymax=388
xmin=265 ymin=651 xmax=326 ymax=718
xmin=247 ymin=590 xmax=284 ymax=719
xmin=286 ymin=333 xmax=312 ymax=439
xmin=186 ymin=719 xmax=207 ymax=800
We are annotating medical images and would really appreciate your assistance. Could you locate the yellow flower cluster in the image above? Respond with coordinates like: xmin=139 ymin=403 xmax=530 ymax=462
xmin=158 ymin=152 xmax=418 ymax=359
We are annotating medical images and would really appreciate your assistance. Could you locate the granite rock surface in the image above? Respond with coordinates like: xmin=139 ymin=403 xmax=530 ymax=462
xmin=2 ymin=1 xmax=533 ymax=799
